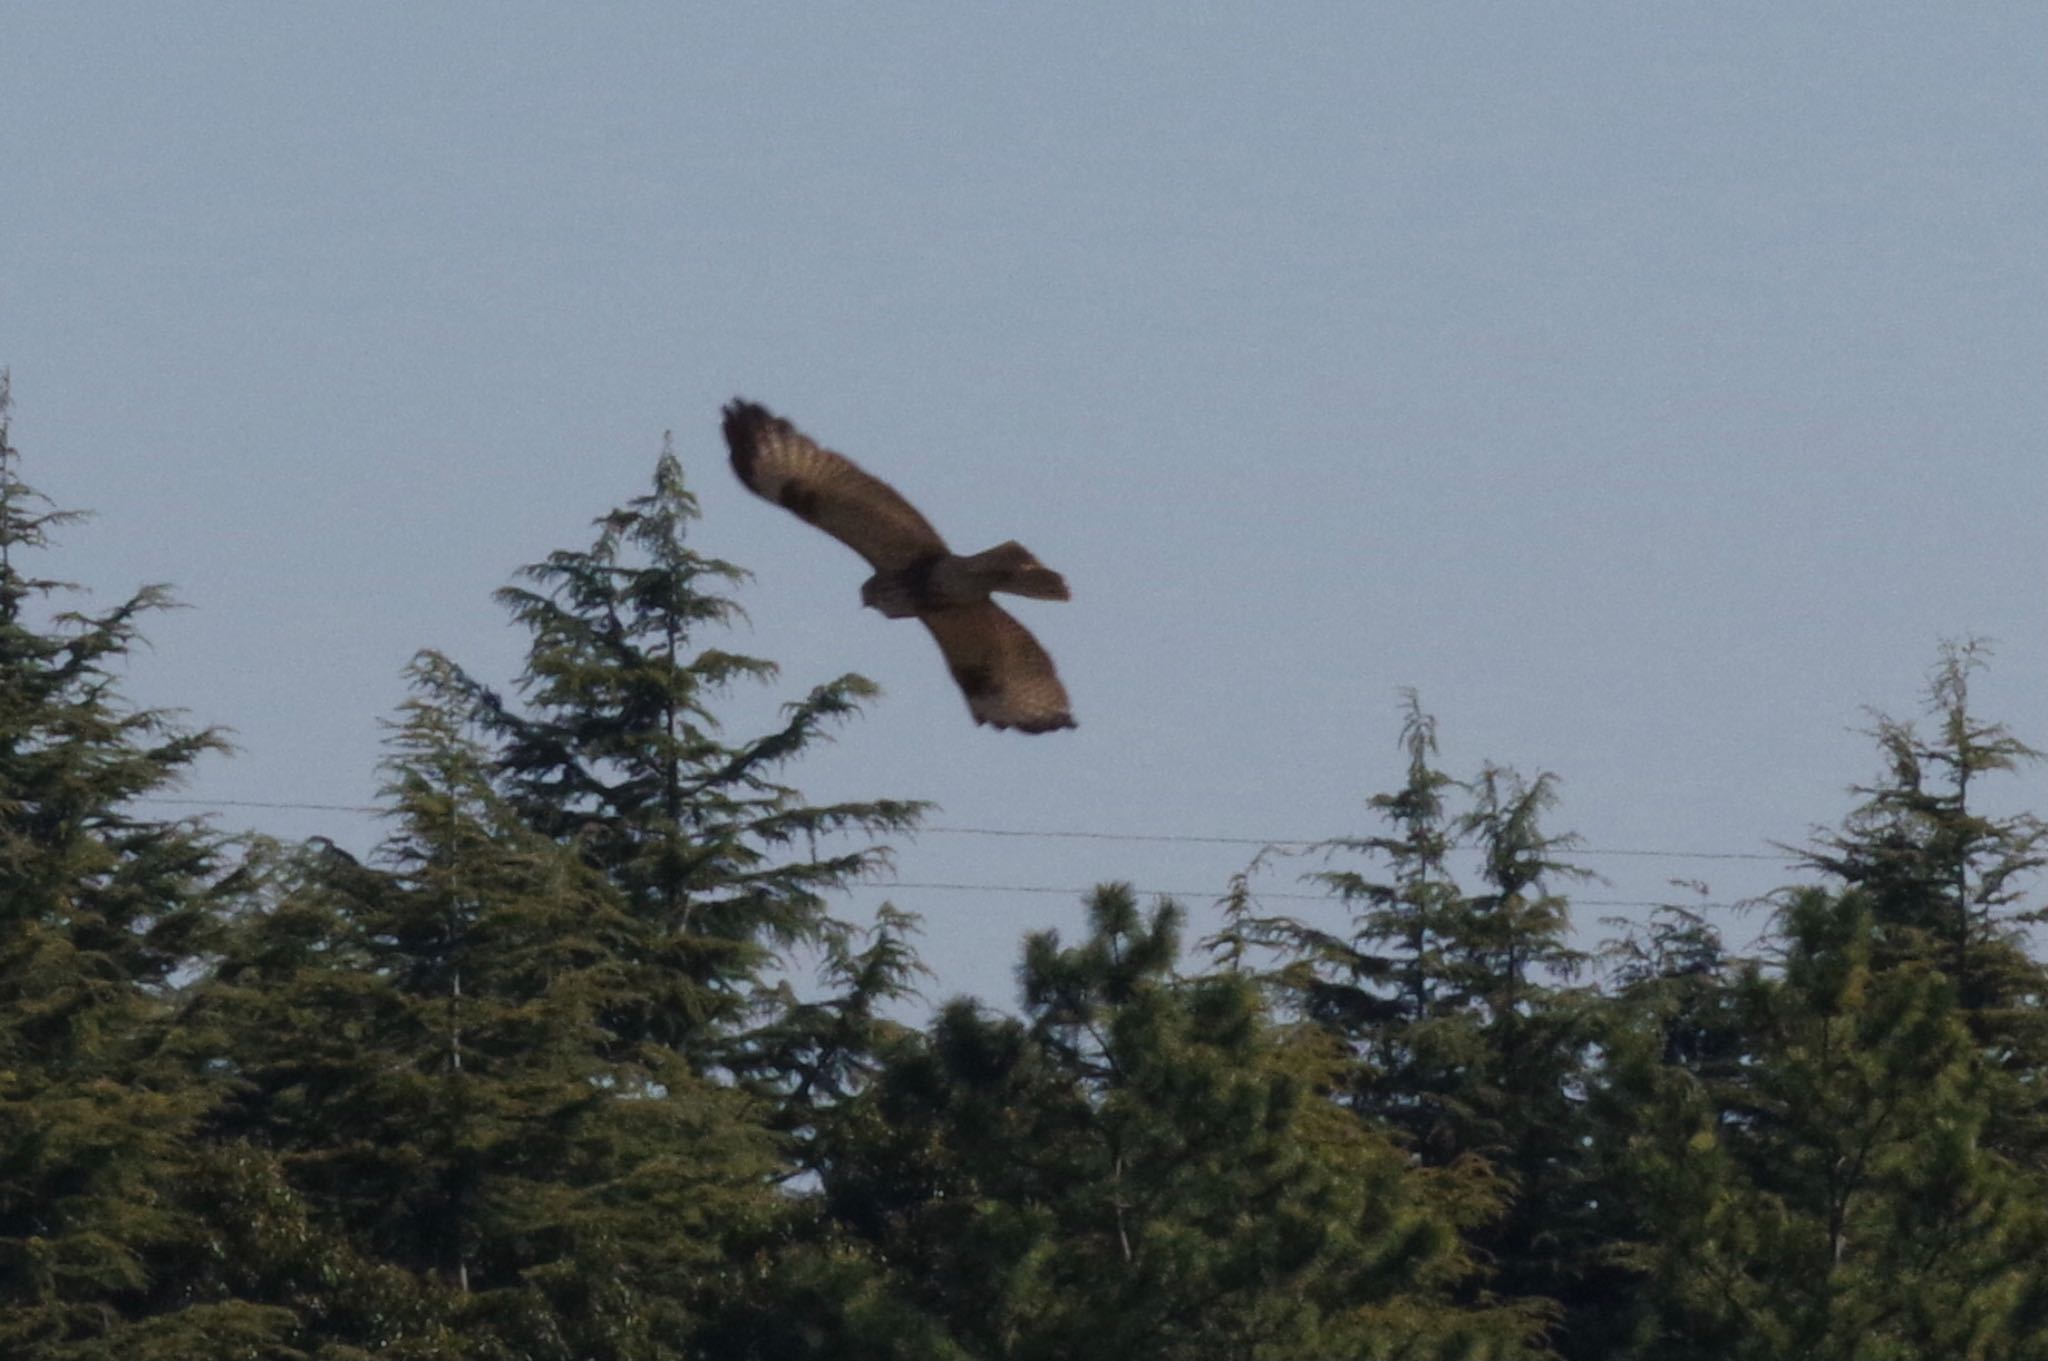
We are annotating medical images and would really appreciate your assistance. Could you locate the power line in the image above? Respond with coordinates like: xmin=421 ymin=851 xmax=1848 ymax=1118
xmin=143 ymin=795 xmax=386 ymax=814
xmin=917 ymin=824 xmax=1789 ymax=863
xmin=128 ymin=794 xmax=1795 ymax=869
xmin=122 ymin=796 xmax=1771 ymax=910
xmin=872 ymin=880 xmax=1750 ymax=912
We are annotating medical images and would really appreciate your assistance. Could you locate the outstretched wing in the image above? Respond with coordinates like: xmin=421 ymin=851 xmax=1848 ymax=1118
xmin=918 ymin=603 xmax=1076 ymax=733
xmin=723 ymin=400 xmax=948 ymax=571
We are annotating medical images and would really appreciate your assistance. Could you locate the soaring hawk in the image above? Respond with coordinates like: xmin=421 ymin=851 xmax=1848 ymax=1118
xmin=722 ymin=400 xmax=1076 ymax=733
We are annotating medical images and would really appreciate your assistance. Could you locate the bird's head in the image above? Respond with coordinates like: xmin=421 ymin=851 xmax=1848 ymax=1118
xmin=859 ymin=573 xmax=922 ymax=619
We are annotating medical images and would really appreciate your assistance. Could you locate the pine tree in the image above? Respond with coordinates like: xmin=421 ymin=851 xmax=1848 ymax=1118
xmin=1587 ymin=888 xmax=1751 ymax=1354
xmin=187 ymin=443 xmax=932 ymax=1356
xmin=0 ymin=376 xmax=305 ymax=1357
xmin=1215 ymin=700 xmax=1590 ymax=1158
xmin=733 ymin=901 xmax=930 ymax=1178
xmin=802 ymin=885 xmax=1552 ymax=1360
xmin=1796 ymin=640 xmax=2048 ymax=1162
xmin=1213 ymin=691 xmax=1464 ymax=1139
xmin=1214 ymin=698 xmax=1599 ymax=1348
xmin=1601 ymin=886 xmax=2048 ymax=1359
xmin=443 ymin=438 xmax=934 ymax=1345
xmin=449 ymin=438 xmax=926 ymax=1074
xmin=194 ymin=654 xmax=788 ymax=1358
xmin=1448 ymin=763 xmax=1602 ymax=1347
xmin=1598 ymin=903 xmax=1750 ymax=1078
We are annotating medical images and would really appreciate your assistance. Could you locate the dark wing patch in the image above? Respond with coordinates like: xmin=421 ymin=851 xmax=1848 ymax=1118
xmin=778 ymin=482 xmax=823 ymax=522
xmin=918 ymin=603 xmax=1076 ymax=733
xmin=723 ymin=400 xmax=948 ymax=571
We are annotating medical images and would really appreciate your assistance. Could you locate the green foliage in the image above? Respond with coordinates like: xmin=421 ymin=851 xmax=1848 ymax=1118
xmin=1214 ymin=695 xmax=1606 ymax=1351
xmin=734 ymin=900 xmax=931 ymax=1178
xmin=190 ymin=655 xmax=790 ymax=1358
xmin=7 ymin=387 xmax=2048 ymax=1360
xmin=1588 ymin=656 xmax=2048 ymax=1359
xmin=1600 ymin=887 xmax=2048 ymax=1359
xmin=171 ymin=444 xmax=932 ymax=1358
xmin=0 ymin=378 xmax=302 ymax=1358
xmin=1215 ymin=695 xmax=1592 ymax=1156
xmin=804 ymin=885 xmax=1551 ymax=1360
xmin=454 ymin=441 xmax=928 ymax=1064
xmin=1799 ymin=641 xmax=2047 ymax=990
xmin=1796 ymin=639 xmax=2048 ymax=1167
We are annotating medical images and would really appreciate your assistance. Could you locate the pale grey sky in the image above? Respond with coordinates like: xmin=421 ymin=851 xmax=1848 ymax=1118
xmin=4 ymin=5 xmax=2042 ymax=1009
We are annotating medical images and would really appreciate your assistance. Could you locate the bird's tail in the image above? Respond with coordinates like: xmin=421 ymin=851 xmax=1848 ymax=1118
xmin=963 ymin=540 xmax=1070 ymax=602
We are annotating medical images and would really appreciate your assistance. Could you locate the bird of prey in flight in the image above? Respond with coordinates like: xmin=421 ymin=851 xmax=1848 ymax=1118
xmin=722 ymin=400 xmax=1076 ymax=733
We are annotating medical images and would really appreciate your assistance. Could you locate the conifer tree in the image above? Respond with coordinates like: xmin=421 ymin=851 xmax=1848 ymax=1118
xmin=1796 ymin=640 xmax=2048 ymax=1162
xmin=1578 ymin=901 xmax=1757 ymax=1355
xmin=190 ymin=444 xmax=930 ymax=1356
xmin=802 ymin=885 xmax=1551 ymax=1360
xmin=449 ymin=438 xmax=925 ymax=1073
xmin=1800 ymin=642 xmax=2045 ymax=987
xmin=0 ymin=376 xmax=304 ymax=1357
xmin=1601 ymin=887 xmax=2048 ymax=1359
xmin=195 ymin=654 xmax=787 ymax=1358
xmin=1214 ymin=699 xmax=1598 ymax=1352
xmin=1216 ymin=701 xmax=1590 ymax=1154
xmin=1450 ymin=764 xmax=1600 ymax=1345
xmin=1598 ymin=903 xmax=1750 ymax=1078
xmin=1214 ymin=691 xmax=1464 ymax=1137
xmin=733 ymin=901 xmax=929 ymax=1178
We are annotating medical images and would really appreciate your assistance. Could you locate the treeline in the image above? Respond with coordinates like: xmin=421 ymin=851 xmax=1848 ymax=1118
xmin=4 ymin=388 xmax=2047 ymax=1360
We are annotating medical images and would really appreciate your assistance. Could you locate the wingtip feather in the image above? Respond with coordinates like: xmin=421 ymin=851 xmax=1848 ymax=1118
xmin=721 ymin=398 xmax=780 ymax=487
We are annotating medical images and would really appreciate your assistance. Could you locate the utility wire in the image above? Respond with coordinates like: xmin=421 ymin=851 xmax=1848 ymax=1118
xmin=872 ymin=880 xmax=1748 ymax=912
xmin=129 ymin=795 xmax=1795 ymax=867
xmin=125 ymin=797 xmax=1769 ymax=909
xmin=916 ymin=824 xmax=1788 ymax=862
xmin=144 ymin=796 xmax=383 ymax=814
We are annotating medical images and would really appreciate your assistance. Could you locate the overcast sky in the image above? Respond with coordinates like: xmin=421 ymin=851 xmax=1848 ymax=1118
xmin=4 ymin=5 xmax=2042 ymax=1011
